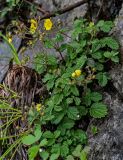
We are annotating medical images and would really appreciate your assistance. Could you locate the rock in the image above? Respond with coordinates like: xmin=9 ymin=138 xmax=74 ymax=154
xmin=88 ymin=91 xmax=123 ymax=160
xmin=0 ymin=36 xmax=21 ymax=82
xmin=88 ymin=3 xmax=123 ymax=160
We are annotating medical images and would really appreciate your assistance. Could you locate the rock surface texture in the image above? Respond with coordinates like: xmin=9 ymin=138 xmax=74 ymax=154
xmin=88 ymin=4 xmax=123 ymax=160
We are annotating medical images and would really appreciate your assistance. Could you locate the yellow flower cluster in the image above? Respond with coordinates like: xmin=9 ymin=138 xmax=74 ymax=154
xmin=72 ymin=69 xmax=81 ymax=78
xmin=44 ymin=19 xmax=53 ymax=30
xmin=30 ymin=19 xmax=37 ymax=34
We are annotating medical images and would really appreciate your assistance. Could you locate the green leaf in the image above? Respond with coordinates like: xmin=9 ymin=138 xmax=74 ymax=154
xmin=60 ymin=143 xmax=69 ymax=157
xmin=90 ymin=102 xmax=108 ymax=118
xmin=47 ymin=80 xmax=55 ymax=90
xmin=47 ymin=139 xmax=56 ymax=146
xmin=91 ymin=125 xmax=98 ymax=135
xmin=95 ymin=62 xmax=104 ymax=71
xmin=22 ymin=134 xmax=37 ymax=145
xmin=74 ymin=97 xmax=81 ymax=105
xmin=54 ymin=105 xmax=63 ymax=112
xmin=44 ymin=39 xmax=54 ymax=48
xmin=96 ymin=72 xmax=108 ymax=87
xmin=28 ymin=145 xmax=39 ymax=160
xmin=39 ymin=139 xmax=48 ymax=147
xmin=104 ymin=51 xmax=113 ymax=58
xmin=77 ymin=106 xmax=88 ymax=116
xmin=80 ymin=147 xmax=90 ymax=160
xmin=54 ymin=130 xmax=61 ymax=138
xmin=43 ymin=131 xmax=54 ymax=139
xmin=39 ymin=151 xmax=49 ymax=160
xmin=43 ymin=74 xmax=55 ymax=83
xmin=97 ymin=20 xmax=113 ymax=32
xmin=67 ymin=107 xmax=79 ymax=120
xmin=90 ymin=92 xmax=102 ymax=102
xmin=92 ymin=51 xmax=103 ymax=60
xmin=80 ymin=150 xmax=87 ymax=160
xmin=66 ymin=98 xmax=73 ymax=104
xmin=22 ymin=126 xmax=42 ymax=145
xmin=67 ymin=155 xmax=74 ymax=160
xmin=76 ymin=55 xmax=87 ymax=68
xmin=51 ymin=144 xmax=61 ymax=153
xmin=52 ymin=112 xmax=65 ymax=124
xmin=91 ymin=39 xmax=101 ymax=52
xmin=111 ymin=56 xmax=119 ymax=63
xmin=60 ymin=117 xmax=75 ymax=129
xmin=50 ymin=153 xmax=60 ymax=160
xmin=74 ymin=130 xmax=87 ymax=144
xmin=34 ymin=126 xmax=42 ymax=141
xmin=103 ymin=37 xmax=119 ymax=50
xmin=71 ymin=86 xmax=79 ymax=96
xmin=53 ymin=94 xmax=64 ymax=105
xmin=47 ymin=55 xmax=57 ymax=66
xmin=72 ymin=144 xmax=82 ymax=157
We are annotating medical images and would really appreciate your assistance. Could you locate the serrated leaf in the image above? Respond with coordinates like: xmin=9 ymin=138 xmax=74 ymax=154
xmin=103 ymin=37 xmax=119 ymax=50
xmin=71 ymin=86 xmax=79 ymax=96
xmin=47 ymin=55 xmax=57 ymax=66
xmin=52 ymin=112 xmax=65 ymax=124
xmin=74 ymin=130 xmax=87 ymax=144
xmin=43 ymin=131 xmax=54 ymax=139
xmin=111 ymin=56 xmax=119 ymax=63
xmin=67 ymin=155 xmax=74 ymax=160
xmin=90 ymin=102 xmax=108 ymax=118
xmin=74 ymin=97 xmax=81 ymax=105
xmin=39 ymin=139 xmax=48 ymax=147
xmin=96 ymin=72 xmax=108 ymax=87
xmin=53 ymin=93 xmax=64 ymax=105
xmin=72 ymin=145 xmax=82 ymax=157
xmin=28 ymin=145 xmax=39 ymax=160
xmin=76 ymin=55 xmax=87 ymax=68
xmin=60 ymin=143 xmax=69 ymax=157
xmin=43 ymin=74 xmax=55 ymax=83
xmin=54 ymin=130 xmax=61 ymax=138
xmin=92 ymin=51 xmax=103 ymax=59
xmin=91 ymin=92 xmax=102 ymax=102
xmin=104 ymin=51 xmax=113 ymax=58
xmin=97 ymin=20 xmax=113 ymax=32
xmin=67 ymin=107 xmax=79 ymax=120
xmin=39 ymin=151 xmax=49 ymax=160
xmin=61 ymin=117 xmax=75 ymax=129
xmin=50 ymin=153 xmax=60 ymax=160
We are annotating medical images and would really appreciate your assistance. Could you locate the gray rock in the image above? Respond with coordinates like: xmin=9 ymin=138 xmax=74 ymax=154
xmin=88 ymin=3 xmax=123 ymax=160
xmin=88 ymin=91 xmax=123 ymax=160
xmin=0 ymin=36 xmax=21 ymax=82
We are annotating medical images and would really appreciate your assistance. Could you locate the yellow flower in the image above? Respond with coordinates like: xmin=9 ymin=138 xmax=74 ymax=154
xmin=30 ymin=19 xmax=37 ymax=34
xmin=44 ymin=19 xmax=53 ymax=30
xmin=71 ymin=69 xmax=82 ymax=78
xmin=72 ymin=72 xmax=76 ymax=78
xmin=36 ymin=104 xmax=42 ymax=112
xmin=75 ymin=69 xmax=81 ymax=77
